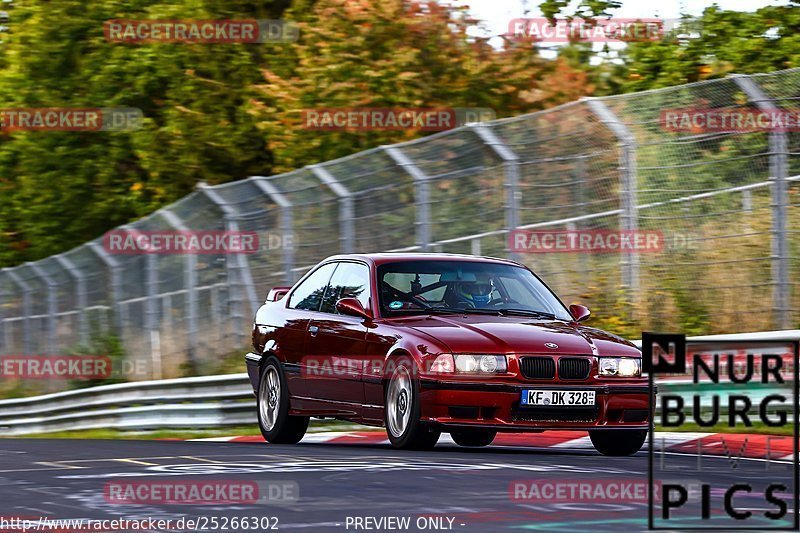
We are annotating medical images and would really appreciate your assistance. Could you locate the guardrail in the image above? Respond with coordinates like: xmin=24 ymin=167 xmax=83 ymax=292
xmin=0 ymin=330 xmax=797 ymax=436
xmin=0 ymin=373 xmax=254 ymax=436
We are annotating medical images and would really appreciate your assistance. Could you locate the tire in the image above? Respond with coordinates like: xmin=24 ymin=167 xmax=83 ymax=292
xmin=257 ymin=357 xmax=309 ymax=444
xmin=384 ymin=358 xmax=441 ymax=450
xmin=450 ymin=429 xmax=497 ymax=447
xmin=589 ymin=429 xmax=647 ymax=456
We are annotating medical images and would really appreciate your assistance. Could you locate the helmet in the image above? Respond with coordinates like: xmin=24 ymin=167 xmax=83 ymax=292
xmin=456 ymin=281 xmax=493 ymax=308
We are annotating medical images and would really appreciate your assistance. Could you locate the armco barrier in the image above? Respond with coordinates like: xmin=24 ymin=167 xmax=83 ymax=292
xmin=0 ymin=373 xmax=254 ymax=435
xmin=0 ymin=330 xmax=797 ymax=436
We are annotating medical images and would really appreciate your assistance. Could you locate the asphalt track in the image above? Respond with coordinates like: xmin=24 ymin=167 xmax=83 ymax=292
xmin=0 ymin=435 xmax=794 ymax=532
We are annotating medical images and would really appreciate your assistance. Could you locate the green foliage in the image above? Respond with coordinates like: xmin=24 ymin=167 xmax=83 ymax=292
xmin=603 ymin=5 xmax=800 ymax=94
xmin=0 ymin=0 xmax=288 ymax=266
xmin=0 ymin=0 xmax=595 ymax=268
xmin=65 ymin=324 xmax=128 ymax=388
xmin=539 ymin=0 xmax=622 ymax=23
xmin=253 ymin=0 xmax=593 ymax=172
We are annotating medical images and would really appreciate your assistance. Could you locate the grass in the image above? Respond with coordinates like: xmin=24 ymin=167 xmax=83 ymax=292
xmin=8 ymin=420 xmax=363 ymax=440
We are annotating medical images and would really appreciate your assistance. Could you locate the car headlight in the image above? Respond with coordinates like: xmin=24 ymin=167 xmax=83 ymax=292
xmin=454 ymin=354 xmax=507 ymax=374
xmin=598 ymin=357 xmax=641 ymax=377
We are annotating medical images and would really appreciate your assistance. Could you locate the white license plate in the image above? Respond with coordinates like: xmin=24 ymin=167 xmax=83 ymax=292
xmin=520 ymin=389 xmax=595 ymax=406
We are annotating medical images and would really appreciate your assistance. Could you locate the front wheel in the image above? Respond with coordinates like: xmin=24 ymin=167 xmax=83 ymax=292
xmin=451 ymin=429 xmax=497 ymax=447
xmin=257 ymin=358 xmax=309 ymax=444
xmin=384 ymin=360 xmax=440 ymax=450
xmin=589 ymin=429 xmax=647 ymax=456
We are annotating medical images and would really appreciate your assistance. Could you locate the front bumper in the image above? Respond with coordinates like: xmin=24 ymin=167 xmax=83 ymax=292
xmin=419 ymin=379 xmax=653 ymax=431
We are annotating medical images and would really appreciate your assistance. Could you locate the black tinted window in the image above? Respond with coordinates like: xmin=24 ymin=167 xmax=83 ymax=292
xmin=287 ymin=263 xmax=337 ymax=311
xmin=320 ymin=262 xmax=371 ymax=314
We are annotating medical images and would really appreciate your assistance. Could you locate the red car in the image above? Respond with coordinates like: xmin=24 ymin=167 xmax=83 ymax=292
xmin=245 ymin=253 xmax=650 ymax=455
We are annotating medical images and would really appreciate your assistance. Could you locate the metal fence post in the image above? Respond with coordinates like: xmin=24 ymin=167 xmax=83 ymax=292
xmin=309 ymin=164 xmax=355 ymax=253
xmin=471 ymin=238 xmax=481 ymax=256
xmin=585 ymin=98 xmax=640 ymax=300
xmin=198 ymin=184 xmax=261 ymax=348
xmin=733 ymin=74 xmax=791 ymax=329
xmin=87 ymin=241 xmax=123 ymax=336
xmin=473 ymin=124 xmax=521 ymax=260
xmin=252 ymin=178 xmax=296 ymax=284
xmin=3 ymin=268 xmax=32 ymax=355
xmin=143 ymin=244 xmax=162 ymax=379
xmin=54 ymin=254 xmax=88 ymax=347
xmin=27 ymin=262 xmax=58 ymax=355
xmin=159 ymin=208 xmax=199 ymax=371
xmin=0 ymin=271 xmax=9 ymax=353
xmin=575 ymin=155 xmax=588 ymax=277
xmin=384 ymin=146 xmax=431 ymax=251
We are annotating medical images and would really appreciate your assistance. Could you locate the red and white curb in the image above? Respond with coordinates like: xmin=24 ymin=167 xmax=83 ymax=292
xmin=190 ymin=430 xmax=794 ymax=460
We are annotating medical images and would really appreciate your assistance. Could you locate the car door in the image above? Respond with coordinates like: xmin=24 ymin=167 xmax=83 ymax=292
xmin=304 ymin=261 xmax=371 ymax=405
xmin=280 ymin=262 xmax=337 ymax=397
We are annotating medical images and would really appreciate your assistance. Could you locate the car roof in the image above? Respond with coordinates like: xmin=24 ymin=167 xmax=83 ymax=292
xmin=320 ymin=253 xmax=525 ymax=268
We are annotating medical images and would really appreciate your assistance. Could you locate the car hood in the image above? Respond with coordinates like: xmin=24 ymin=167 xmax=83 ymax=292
xmin=392 ymin=314 xmax=639 ymax=357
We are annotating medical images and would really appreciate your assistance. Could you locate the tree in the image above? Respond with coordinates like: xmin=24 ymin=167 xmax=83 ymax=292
xmin=538 ymin=0 xmax=621 ymax=23
xmin=252 ymin=0 xmax=593 ymax=172
xmin=0 ymin=0 xmax=594 ymax=266
xmin=600 ymin=4 xmax=800 ymax=93
xmin=0 ymin=0 xmax=289 ymax=265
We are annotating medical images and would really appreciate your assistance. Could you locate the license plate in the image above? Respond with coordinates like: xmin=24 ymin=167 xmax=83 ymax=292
xmin=520 ymin=389 xmax=595 ymax=406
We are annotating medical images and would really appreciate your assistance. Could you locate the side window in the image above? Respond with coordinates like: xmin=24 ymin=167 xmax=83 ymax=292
xmin=320 ymin=262 xmax=371 ymax=314
xmin=287 ymin=263 xmax=337 ymax=311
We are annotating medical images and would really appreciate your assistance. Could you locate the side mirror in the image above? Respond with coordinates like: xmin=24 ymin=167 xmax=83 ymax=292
xmin=336 ymin=297 xmax=372 ymax=319
xmin=569 ymin=304 xmax=591 ymax=322
xmin=266 ymin=286 xmax=292 ymax=302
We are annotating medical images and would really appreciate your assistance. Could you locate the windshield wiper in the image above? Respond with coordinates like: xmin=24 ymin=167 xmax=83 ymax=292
xmin=425 ymin=307 xmax=501 ymax=315
xmin=395 ymin=305 xmax=556 ymax=318
xmin=496 ymin=308 xmax=557 ymax=319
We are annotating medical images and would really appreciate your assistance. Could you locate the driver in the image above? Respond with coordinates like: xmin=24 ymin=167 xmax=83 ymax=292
xmin=454 ymin=280 xmax=493 ymax=308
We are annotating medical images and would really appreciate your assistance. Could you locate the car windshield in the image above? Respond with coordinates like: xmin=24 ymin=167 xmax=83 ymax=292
xmin=378 ymin=260 xmax=572 ymax=320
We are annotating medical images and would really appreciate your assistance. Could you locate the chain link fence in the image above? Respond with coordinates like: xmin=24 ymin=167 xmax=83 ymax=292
xmin=1 ymin=68 xmax=798 ymax=382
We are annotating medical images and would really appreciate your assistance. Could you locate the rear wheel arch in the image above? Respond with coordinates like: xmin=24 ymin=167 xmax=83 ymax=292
xmin=257 ymin=350 xmax=280 ymax=376
xmin=256 ymin=356 xmax=309 ymax=444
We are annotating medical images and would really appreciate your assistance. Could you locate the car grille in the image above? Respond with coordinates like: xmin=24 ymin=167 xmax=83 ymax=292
xmin=519 ymin=357 xmax=555 ymax=379
xmin=558 ymin=357 xmax=591 ymax=380
xmin=513 ymin=406 xmax=599 ymax=423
